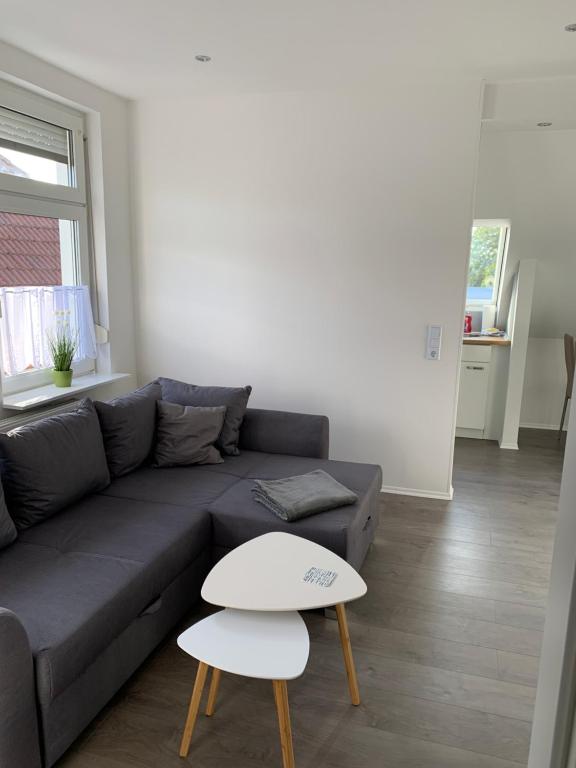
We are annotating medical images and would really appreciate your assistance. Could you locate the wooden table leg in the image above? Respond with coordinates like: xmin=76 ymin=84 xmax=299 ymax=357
xmin=179 ymin=661 xmax=209 ymax=757
xmin=335 ymin=602 xmax=360 ymax=706
xmin=273 ymin=680 xmax=295 ymax=768
xmin=205 ymin=667 xmax=222 ymax=717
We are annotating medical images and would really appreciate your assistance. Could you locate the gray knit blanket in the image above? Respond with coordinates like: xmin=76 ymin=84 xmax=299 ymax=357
xmin=252 ymin=469 xmax=358 ymax=521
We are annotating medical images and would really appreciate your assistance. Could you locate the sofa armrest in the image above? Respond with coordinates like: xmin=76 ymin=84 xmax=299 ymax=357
xmin=0 ymin=609 xmax=42 ymax=768
xmin=239 ymin=408 xmax=329 ymax=459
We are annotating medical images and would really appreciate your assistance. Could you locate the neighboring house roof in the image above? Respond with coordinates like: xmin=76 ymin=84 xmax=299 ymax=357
xmin=0 ymin=153 xmax=28 ymax=178
xmin=0 ymin=155 xmax=62 ymax=286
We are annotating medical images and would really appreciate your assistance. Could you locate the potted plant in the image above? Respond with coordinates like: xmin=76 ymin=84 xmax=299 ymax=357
xmin=48 ymin=323 xmax=77 ymax=387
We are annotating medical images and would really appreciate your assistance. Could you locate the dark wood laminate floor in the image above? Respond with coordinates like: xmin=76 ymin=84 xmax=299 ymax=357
xmin=58 ymin=430 xmax=564 ymax=768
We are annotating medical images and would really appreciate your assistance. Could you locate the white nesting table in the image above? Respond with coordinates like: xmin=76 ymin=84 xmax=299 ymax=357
xmin=178 ymin=609 xmax=309 ymax=768
xmin=202 ymin=532 xmax=367 ymax=706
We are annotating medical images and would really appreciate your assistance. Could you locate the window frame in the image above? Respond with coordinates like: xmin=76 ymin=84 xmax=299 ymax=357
xmin=0 ymin=80 xmax=94 ymax=395
xmin=466 ymin=219 xmax=510 ymax=308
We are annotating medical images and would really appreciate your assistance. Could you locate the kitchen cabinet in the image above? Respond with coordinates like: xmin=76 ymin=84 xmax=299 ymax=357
xmin=457 ymin=360 xmax=491 ymax=430
xmin=456 ymin=345 xmax=493 ymax=437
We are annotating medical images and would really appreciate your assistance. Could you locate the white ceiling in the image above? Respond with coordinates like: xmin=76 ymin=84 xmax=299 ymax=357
xmin=482 ymin=78 xmax=576 ymax=131
xmin=1 ymin=0 xmax=576 ymax=99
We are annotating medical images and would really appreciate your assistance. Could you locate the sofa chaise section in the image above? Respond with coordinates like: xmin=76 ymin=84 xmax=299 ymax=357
xmin=208 ymin=454 xmax=381 ymax=570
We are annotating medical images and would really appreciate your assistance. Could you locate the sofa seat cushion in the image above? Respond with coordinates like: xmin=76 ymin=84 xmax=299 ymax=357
xmin=18 ymin=495 xmax=210 ymax=574
xmin=209 ymin=454 xmax=382 ymax=565
xmin=99 ymin=465 xmax=239 ymax=507
xmin=2 ymin=496 xmax=211 ymax=706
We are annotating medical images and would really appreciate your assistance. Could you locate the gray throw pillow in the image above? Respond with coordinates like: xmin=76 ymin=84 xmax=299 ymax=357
xmin=0 ymin=398 xmax=111 ymax=530
xmin=95 ymin=382 xmax=162 ymax=477
xmin=154 ymin=401 xmax=226 ymax=467
xmin=0 ymin=481 xmax=17 ymax=550
xmin=157 ymin=378 xmax=252 ymax=456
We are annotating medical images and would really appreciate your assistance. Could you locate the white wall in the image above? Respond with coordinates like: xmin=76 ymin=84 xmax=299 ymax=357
xmin=132 ymin=82 xmax=483 ymax=497
xmin=0 ymin=40 xmax=137 ymax=407
xmin=522 ymin=338 xmax=570 ymax=430
xmin=475 ymin=128 xmax=576 ymax=430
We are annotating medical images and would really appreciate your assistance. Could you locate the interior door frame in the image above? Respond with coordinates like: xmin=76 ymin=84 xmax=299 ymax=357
xmin=528 ymin=375 xmax=576 ymax=768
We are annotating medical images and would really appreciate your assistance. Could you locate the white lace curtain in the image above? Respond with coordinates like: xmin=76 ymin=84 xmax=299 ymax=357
xmin=0 ymin=285 xmax=97 ymax=377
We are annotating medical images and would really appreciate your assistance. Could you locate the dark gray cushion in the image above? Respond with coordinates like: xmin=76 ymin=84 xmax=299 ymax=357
xmin=6 ymin=495 xmax=212 ymax=705
xmin=95 ymin=382 xmax=162 ymax=477
xmin=0 ymin=399 xmax=110 ymax=530
xmin=157 ymin=378 xmax=252 ymax=456
xmin=155 ymin=401 xmax=225 ymax=467
xmin=0 ymin=482 xmax=17 ymax=550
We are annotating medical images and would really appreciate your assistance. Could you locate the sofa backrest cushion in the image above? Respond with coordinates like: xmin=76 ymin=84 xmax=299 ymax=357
xmin=0 ymin=482 xmax=17 ymax=550
xmin=95 ymin=382 xmax=162 ymax=477
xmin=239 ymin=408 xmax=330 ymax=459
xmin=156 ymin=378 xmax=252 ymax=456
xmin=0 ymin=398 xmax=110 ymax=530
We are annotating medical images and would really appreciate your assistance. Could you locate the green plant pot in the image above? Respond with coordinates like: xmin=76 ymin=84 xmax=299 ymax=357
xmin=52 ymin=369 xmax=73 ymax=388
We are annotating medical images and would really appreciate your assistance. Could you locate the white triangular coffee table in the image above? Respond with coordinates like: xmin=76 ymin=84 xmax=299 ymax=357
xmin=177 ymin=609 xmax=309 ymax=768
xmin=202 ymin=532 xmax=367 ymax=706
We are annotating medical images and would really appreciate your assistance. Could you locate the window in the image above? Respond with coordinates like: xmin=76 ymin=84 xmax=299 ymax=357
xmin=0 ymin=105 xmax=74 ymax=187
xmin=0 ymin=81 xmax=95 ymax=394
xmin=467 ymin=220 xmax=509 ymax=306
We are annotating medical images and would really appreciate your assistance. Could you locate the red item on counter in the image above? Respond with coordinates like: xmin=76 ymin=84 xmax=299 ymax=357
xmin=464 ymin=314 xmax=472 ymax=334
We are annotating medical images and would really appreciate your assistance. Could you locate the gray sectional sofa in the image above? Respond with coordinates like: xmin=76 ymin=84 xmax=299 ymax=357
xmin=0 ymin=386 xmax=381 ymax=768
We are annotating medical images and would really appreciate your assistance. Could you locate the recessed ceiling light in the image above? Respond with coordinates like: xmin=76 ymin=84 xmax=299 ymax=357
xmin=195 ymin=54 xmax=212 ymax=63
xmin=565 ymin=23 xmax=576 ymax=31
xmin=537 ymin=122 xmax=553 ymax=127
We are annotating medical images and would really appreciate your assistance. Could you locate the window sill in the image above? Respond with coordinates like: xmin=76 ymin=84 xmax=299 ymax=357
xmin=1 ymin=372 xmax=131 ymax=411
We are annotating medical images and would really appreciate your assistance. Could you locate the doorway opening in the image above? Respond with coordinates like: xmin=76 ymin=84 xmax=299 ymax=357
xmin=450 ymin=77 xmax=576 ymax=766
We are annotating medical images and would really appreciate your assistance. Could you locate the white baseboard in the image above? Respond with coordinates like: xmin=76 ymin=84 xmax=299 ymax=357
xmin=499 ymin=441 xmax=519 ymax=450
xmin=381 ymin=484 xmax=454 ymax=501
xmin=455 ymin=427 xmax=485 ymax=439
xmin=520 ymin=422 xmax=565 ymax=431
